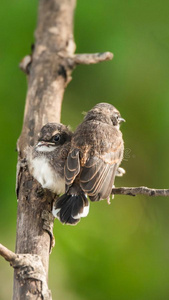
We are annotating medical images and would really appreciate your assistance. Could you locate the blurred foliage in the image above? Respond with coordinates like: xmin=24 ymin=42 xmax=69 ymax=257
xmin=0 ymin=0 xmax=169 ymax=299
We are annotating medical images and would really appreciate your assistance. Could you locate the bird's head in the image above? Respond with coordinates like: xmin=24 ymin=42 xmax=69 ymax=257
xmin=84 ymin=102 xmax=125 ymax=128
xmin=35 ymin=123 xmax=72 ymax=152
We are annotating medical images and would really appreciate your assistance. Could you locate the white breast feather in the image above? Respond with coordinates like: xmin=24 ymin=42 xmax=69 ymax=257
xmin=30 ymin=156 xmax=65 ymax=195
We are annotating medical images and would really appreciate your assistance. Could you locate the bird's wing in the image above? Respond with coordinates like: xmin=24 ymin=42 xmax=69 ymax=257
xmin=80 ymin=144 xmax=123 ymax=201
xmin=65 ymin=148 xmax=81 ymax=190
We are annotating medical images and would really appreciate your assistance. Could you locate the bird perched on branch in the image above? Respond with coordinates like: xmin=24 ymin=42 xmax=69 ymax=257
xmin=27 ymin=123 xmax=72 ymax=195
xmin=53 ymin=103 xmax=125 ymax=225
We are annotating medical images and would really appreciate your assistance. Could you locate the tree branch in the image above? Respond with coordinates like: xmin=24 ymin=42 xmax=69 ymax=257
xmin=112 ymin=186 xmax=169 ymax=197
xmin=14 ymin=0 xmax=77 ymax=298
xmin=20 ymin=51 xmax=114 ymax=75
xmin=0 ymin=243 xmax=16 ymax=263
xmin=68 ymin=51 xmax=113 ymax=65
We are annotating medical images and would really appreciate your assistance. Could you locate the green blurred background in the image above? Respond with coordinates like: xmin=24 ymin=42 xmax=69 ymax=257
xmin=1 ymin=0 xmax=169 ymax=299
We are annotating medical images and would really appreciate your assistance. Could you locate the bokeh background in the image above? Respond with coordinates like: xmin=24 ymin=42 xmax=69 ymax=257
xmin=1 ymin=0 xmax=169 ymax=299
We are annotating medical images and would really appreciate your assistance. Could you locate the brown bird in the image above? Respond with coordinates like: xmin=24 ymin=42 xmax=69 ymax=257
xmin=53 ymin=103 xmax=125 ymax=225
xmin=27 ymin=123 xmax=72 ymax=195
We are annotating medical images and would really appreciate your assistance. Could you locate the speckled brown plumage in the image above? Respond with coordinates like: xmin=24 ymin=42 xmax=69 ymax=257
xmin=53 ymin=103 xmax=125 ymax=225
xmin=65 ymin=102 xmax=124 ymax=202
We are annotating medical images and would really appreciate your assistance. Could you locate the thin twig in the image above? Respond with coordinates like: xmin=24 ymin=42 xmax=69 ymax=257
xmin=67 ymin=51 xmax=113 ymax=66
xmin=0 ymin=243 xmax=16 ymax=263
xmin=19 ymin=55 xmax=32 ymax=74
xmin=112 ymin=186 xmax=169 ymax=197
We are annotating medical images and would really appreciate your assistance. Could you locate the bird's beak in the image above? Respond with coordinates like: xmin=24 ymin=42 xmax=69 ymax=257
xmin=36 ymin=141 xmax=55 ymax=147
xmin=119 ymin=117 xmax=126 ymax=123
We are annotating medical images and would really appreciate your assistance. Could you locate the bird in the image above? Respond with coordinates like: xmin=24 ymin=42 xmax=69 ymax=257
xmin=53 ymin=102 xmax=125 ymax=225
xmin=27 ymin=122 xmax=72 ymax=195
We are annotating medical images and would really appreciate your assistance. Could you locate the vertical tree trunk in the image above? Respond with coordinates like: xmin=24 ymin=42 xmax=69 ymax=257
xmin=14 ymin=0 xmax=76 ymax=298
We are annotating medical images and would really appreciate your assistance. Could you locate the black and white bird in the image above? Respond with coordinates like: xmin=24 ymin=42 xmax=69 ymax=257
xmin=53 ymin=103 xmax=125 ymax=225
xmin=27 ymin=123 xmax=72 ymax=195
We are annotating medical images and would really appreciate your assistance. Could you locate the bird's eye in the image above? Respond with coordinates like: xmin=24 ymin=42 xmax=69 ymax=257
xmin=53 ymin=134 xmax=60 ymax=142
xmin=111 ymin=115 xmax=118 ymax=126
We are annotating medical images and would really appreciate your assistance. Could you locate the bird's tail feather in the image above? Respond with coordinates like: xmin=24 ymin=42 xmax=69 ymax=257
xmin=52 ymin=193 xmax=89 ymax=225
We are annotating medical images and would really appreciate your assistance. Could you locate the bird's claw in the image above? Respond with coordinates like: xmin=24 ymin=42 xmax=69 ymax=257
xmin=116 ymin=167 xmax=126 ymax=177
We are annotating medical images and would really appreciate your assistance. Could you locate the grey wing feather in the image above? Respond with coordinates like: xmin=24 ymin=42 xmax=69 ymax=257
xmin=65 ymin=148 xmax=81 ymax=190
xmin=80 ymin=147 xmax=123 ymax=201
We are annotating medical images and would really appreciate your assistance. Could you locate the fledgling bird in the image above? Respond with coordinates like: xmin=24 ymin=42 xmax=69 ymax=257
xmin=27 ymin=123 xmax=72 ymax=195
xmin=53 ymin=103 xmax=125 ymax=225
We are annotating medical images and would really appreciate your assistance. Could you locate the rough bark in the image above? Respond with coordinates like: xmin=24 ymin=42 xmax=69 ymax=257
xmin=14 ymin=0 xmax=76 ymax=299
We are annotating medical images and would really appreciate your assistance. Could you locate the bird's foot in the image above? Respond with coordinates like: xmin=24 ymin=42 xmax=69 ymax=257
xmin=116 ymin=167 xmax=126 ymax=177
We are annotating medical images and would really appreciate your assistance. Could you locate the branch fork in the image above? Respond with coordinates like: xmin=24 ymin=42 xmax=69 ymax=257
xmin=0 ymin=243 xmax=51 ymax=299
xmin=20 ymin=51 xmax=114 ymax=74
